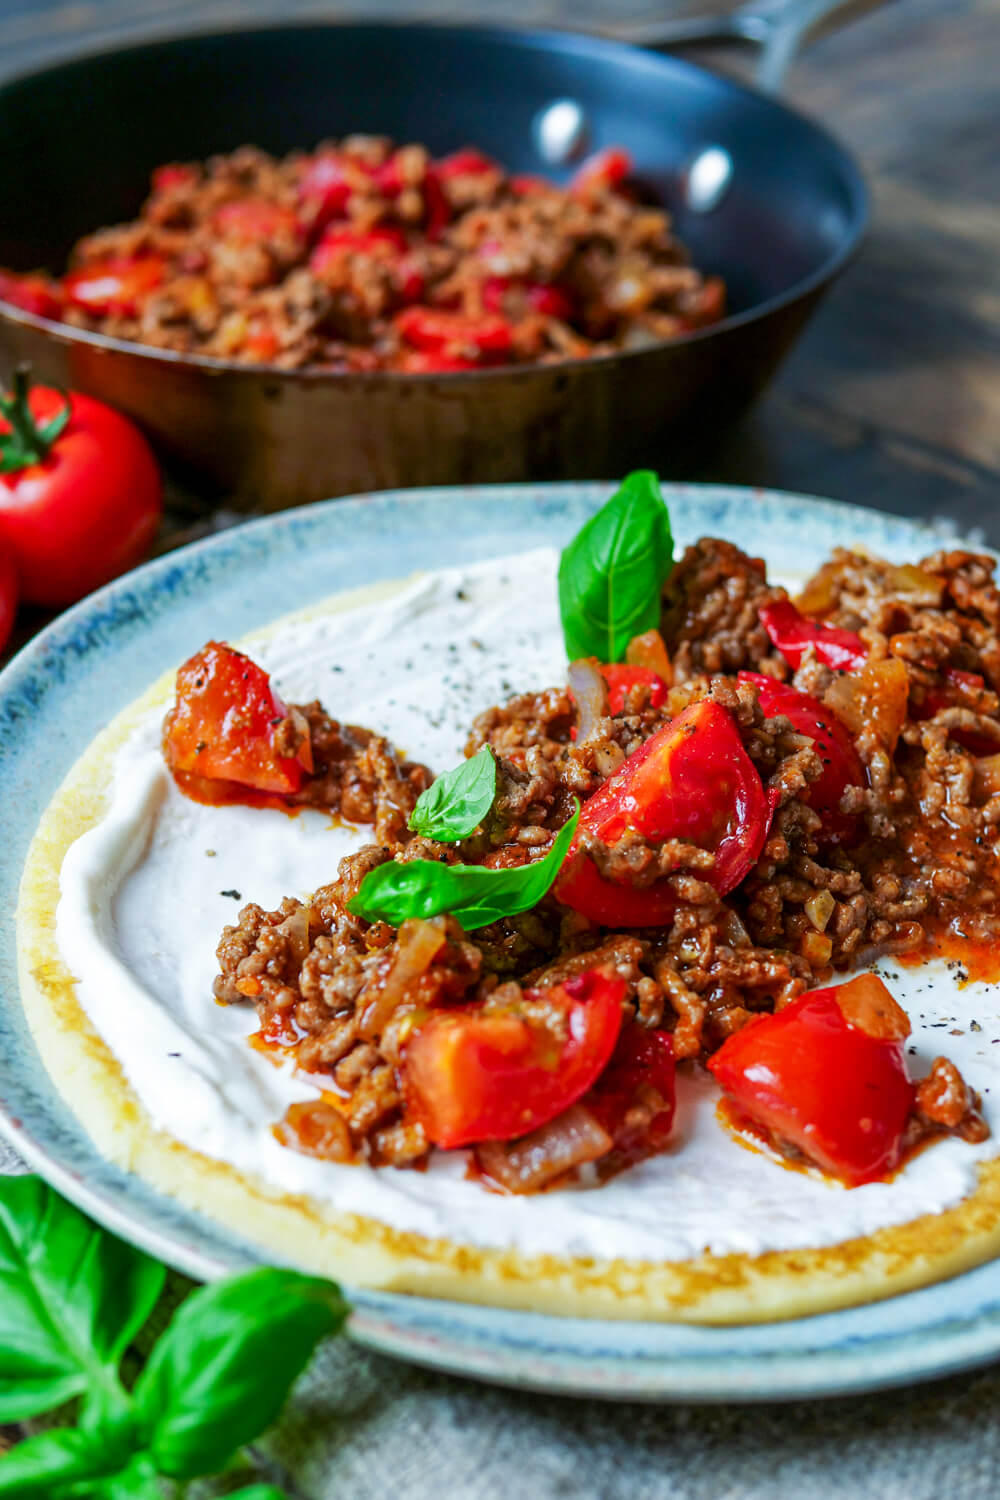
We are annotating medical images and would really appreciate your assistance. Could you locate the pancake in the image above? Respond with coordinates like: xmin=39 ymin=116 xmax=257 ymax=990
xmin=16 ymin=557 xmax=1000 ymax=1323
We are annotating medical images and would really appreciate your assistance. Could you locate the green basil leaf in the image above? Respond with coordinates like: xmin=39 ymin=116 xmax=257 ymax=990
xmin=133 ymin=1267 xmax=347 ymax=1480
xmin=0 ymin=1177 xmax=165 ymax=1422
xmin=349 ymin=803 xmax=579 ymax=930
xmin=408 ymin=745 xmax=497 ymax=841
xmin=0 ymin=1426 xmax=119 ymax=1496
xmin=225 ymin=1488 xmax=289 ymax=1500
xmin=63 ymin=1454 xmax=162 ymax=1500
xmin=558 ymin=470 xmax=674 ymax=663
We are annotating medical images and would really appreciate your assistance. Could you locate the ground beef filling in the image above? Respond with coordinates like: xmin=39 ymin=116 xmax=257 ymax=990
xmin=212 ymin=538 xmax=997 ymax=1171
xmin=32 ymin=136 xmax=725 ymax=371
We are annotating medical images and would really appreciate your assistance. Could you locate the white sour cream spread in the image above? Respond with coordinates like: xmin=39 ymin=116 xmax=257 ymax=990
xmin=56 ymin=548 xmax=1000 ymax=1261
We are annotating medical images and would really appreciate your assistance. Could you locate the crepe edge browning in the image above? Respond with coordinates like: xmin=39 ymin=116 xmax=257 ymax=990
xmin=14 ymin=578 xmax=1000 ymax=1324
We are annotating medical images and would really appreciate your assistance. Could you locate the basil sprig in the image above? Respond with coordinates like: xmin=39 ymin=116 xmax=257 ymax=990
xmin=558 ymin=470 xmax=674 ymax=663
xmin=408 ymin=744 xmax=497 ymax=841
xmin=350 ymin=802 xmax=580 ymax=929
xmin=0 ymin=1176 xmax=346 ymax=1498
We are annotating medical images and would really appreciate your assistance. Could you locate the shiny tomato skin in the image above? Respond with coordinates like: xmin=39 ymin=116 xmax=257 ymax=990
xmin=434 ymin=148 xmax=498 ymax=179
xmin=297 ymin=153 xmax=353 ymax=230
xmin=738 ymin=672 xmax=865 ymax=844
xmin=212 ymin=199 xmax=299 ymax=243
xmin=0 ymin=386 xmax=162 ymax=606
xmin=402 ymin=970 xmax=625 ymax=1148
xmin=309 ymin=225 xmax=407 ymax=276
xmin=482 ymin=277 xmax=575 ymax=322
xmin=0 ymin=549 xmax=17 ymax=654
xmin=708 ymin=986 xmax=916 ymax=1185
xmin=601 ymin=663 xmax=668 ymax=715
xmin=0 ymin=270 xmax=62 ymax=320
xmin=163 ymin=641 xmax=312 ymax=796
xmin=759 ymin=599 xmax=867 ymax=673
xmin=396 ymin=306 xmax=513 ymax=359
xmin=63 ymin=255 xmax=165 ymax=318
xmin=556 ymin=700 xmax=769 ymax=927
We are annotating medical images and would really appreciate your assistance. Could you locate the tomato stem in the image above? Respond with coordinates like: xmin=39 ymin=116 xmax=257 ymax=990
xmin=0 ymin=363 xmax=71 ymax=473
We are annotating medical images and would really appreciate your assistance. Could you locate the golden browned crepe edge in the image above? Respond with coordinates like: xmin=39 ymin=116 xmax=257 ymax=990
xmin=15 ymin=577 xmax=1000 ymax=1324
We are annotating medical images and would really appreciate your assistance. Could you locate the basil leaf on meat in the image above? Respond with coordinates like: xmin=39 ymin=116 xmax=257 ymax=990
xmin=133 ymin=1267 xmax=347 ymax=1479
xmin=349 ymin=803 xmax=580 ymax=930
xmin=558 ymin=470 xmax=674 ymax=663
xmin=0 ymin=1175 xmax=165 ymax=1422
xmin=409 ymin=744 xmax=497 ymax=841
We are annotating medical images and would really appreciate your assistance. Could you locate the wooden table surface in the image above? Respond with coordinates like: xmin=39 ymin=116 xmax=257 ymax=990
xmin=1 ymin=0 xmax=997 ymax=575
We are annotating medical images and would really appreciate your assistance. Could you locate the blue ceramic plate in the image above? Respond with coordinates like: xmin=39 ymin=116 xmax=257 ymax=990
xmin=3 ymin=481 xmax=999 ymax=1403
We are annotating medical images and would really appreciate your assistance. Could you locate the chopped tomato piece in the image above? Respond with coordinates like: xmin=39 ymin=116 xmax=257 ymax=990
xmin=601 ymin=663 xmax=668 ymax=715
xmin=571 ymin=146 xmax=633 ymax=196
xmin=212 ymin=199 xmax=299 ymax=242
xmin=395 ymin=306 xmax=512 ymax=361
xmin=402 ymin=970 xmax=625 ymax=1148
xmin=163 ymin=641 xmax=312 ymax=797
xmin=0 ymin=270 xmax=62 ymax=320
xmin=421 ymin=168 xmax=451 ymax=240
xmin=435 ymin=148 xmax=498 ymax=179
xmin=482 ymin=277 xmax=575 ymax=321
xmin=556 ymin=699 xmax=770 ymax=927
xmin=759 ymin=599 xmax=867 ymax=673
xmin=151 ymin=163 xmax=197 ymax=193
xmin=395 ymin=351 xmax=481 ymax=373
xmin=708 ymin=980 xmax=916 ymax=1185
xmin=585 ymin=1021 xmax=675 ymax=1162
xmin=510 ymin=173 xmax=553 ymax=195
xmin=298 ymin=152 xmax=354 ymax=230
xmin=63 ymin=256 xmax=165 ymax=318
xmin=309 ymin=224 xmax=408 ymax=275
xmin=738 ymin=672 xmax=865 ymax=844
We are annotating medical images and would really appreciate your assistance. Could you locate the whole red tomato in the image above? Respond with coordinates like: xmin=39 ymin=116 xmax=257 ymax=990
xmin=0 ymin=367 xmax=162 ymax=607
xmin=0 ymin=548 xmax=17 ymax=653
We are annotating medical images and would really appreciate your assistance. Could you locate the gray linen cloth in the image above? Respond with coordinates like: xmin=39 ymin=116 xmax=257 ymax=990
xmin=4 ymin=1146 xmax=1000 ymax=1499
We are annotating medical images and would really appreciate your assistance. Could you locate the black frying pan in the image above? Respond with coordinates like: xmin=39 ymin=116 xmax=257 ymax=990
xmin=0 ymin=11 xmax=871 ymax=507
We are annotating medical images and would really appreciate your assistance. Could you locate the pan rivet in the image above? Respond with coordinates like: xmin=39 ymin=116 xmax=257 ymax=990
xmin=534 ymin=99 xmax=588 ymax=165
xmin=685 ymin=147 xmax=733 ymax=213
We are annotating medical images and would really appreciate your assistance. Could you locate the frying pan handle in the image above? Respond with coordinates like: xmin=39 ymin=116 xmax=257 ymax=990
xmin=624 ymin=0 xmax=892 ymax=93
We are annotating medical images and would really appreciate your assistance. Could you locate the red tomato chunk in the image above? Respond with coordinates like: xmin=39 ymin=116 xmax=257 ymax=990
xmin=708 ymin=976 xmax=916 ymax=1185
xmin=556 ymin=699 xmax=770 ymax=927
xmin=163 ymin=641 xmax=312 ymax=797
xmin=759 ymin=599 xmax=868 ymax=673
xmin=402 ymin=970 xmax=625 ymax=1149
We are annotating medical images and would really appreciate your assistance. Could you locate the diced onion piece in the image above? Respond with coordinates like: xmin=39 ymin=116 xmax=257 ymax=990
xmin=974 ymin=753 xmax=1000 ymax=802
xmin=805 ymin=889 xmax=836 ymax=932
xmin=884 ymin=563 xmax=944 ymax=606
xmin=476 ymin=1103 xmax=613 ymax=1194
xmin=793 ymin=566 xmax=839 ymax=617
xmin=800 ymin=931 xmax=833 ymax=965
xmin=825 ymin=658 xmax=908 ymax=752
xmin=275 ymin=1101 xmax=353 ymax=1162
xmin=835 ymin=972 xmax=911 ymax=1042
xmin=359 ymin=917 xmax=448 ymax=1038
xmin=568 ymin=657 xmax=610 ymax=745
xmin=625 ymin=628 xmax=673 ymax=685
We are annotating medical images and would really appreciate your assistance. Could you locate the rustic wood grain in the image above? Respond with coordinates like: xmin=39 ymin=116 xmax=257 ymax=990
xmin=0 ymin=0 xmax=996 ymax=576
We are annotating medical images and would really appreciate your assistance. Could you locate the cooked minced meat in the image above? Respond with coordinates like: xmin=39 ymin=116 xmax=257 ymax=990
xmin=202 ymin=540 xmax=1000 ymax=1171
xmin=2 ymin=137 xmax=725 ymax=371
